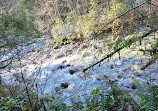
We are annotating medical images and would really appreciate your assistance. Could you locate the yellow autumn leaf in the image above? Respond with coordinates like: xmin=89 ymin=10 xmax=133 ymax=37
xmin=47 ymin=43 xmax=50 ymax=47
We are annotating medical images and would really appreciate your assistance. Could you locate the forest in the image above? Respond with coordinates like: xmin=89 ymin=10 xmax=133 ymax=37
xmin=0 ymin=0 xmax=158 ymax=110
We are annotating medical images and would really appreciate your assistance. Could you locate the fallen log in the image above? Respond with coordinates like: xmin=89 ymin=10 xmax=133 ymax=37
xmin=83 ymin=28 xmax=157 ymax=72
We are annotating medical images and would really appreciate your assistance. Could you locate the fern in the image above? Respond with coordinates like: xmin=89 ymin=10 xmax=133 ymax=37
xmin=147 ymin=85 xmax=158 ymax=110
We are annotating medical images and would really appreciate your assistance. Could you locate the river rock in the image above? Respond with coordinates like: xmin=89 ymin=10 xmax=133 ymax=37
xmin=65 ymin=49 xmax=72 ymax=54
xmin=93 ymin=44 xmax=98 ymax=49
xmin=62 ymin=60 xmax=67 ymax=63
xmin=133 ymin=65 xmax=140 ymax=70
xmin=122 ymin=78 xmax=139 ymax=89
xmin=122 ymin=78 xmax=134 ymax=88
xmin=69 ymin=66 xmax=79 ymax=75
xmin=122 ymin=64 xmax=131 ymax=72
xmin=94 ymin=74 xmax=118 ymax=82
xmin=134 ymin=70 xmax=144 ymax=76
xmin=153 ymin=74 xmax=158 ymax=80
xmin=59 ymin=63 xmax=67 ymax=69
xmin=61 ymin=82 xmax=70 ymax=89
xmin=53 ymin=45 xmax=59 ymax=49
xmin=114 ymin=60 xmax=122 ymax=66
xmin=95 ymin=74 xmax=105 ymax=81
xmin=110 ymin=64 xmax=115 ymax=69
xmin=67 ymin=83 xmax=75 ymax=92
xmin=54 ymin=52 xmax=63 ymax=59
xmin=118 ymin=71 xmax=125 ymax=78
xmin=66 ymin=63 xmax=71 ymax=67
xmin=49 ymin=64 xmax=60 ymax=71
xmin=13 ymin=72 xmax=35 ymax=84
xmin=104 ymin=73 xmax=119 ymax=80
xmin=62 ymin=60 xmax=71 ymax=66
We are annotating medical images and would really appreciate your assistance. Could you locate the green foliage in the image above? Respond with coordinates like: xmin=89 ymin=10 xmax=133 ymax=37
xmin=0 ymin=79 xmax=158 ymax=110
xmin=0 ymin=13 xmax=41 ymax=49
xmin=0 ymin=91 xmax=42 ymax=111
xmin=1 ymin=0 xmax=158 ymax=111
xmin=134 ymin=82 xmax=158 ymax=110
xmin=108 ymin=37 xmax=125 ymax=51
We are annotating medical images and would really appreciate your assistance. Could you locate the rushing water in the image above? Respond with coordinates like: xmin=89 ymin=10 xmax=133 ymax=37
xmin=1 ymin=36 xmax=158 ymax=106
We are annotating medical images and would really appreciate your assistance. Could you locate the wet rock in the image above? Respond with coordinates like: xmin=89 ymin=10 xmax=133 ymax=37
xmin=62 ymin=60 xmax=67 ymax=63
xmin=94 ymin=74 xmax=111 ymax=81
xmin=153 ymin=74 xmax=158 ymax=80
xmin=95 ymin=74 xmax=104 ymax=81
xmin=61 ymin=82 xmax=69 ymax=89
xmin=122 ymin=78 xmax=139 ymax=89
xmin=133 ymin=65 xmax=140 ymax=70
xmin=122 ymin=64 xmax=131 ymax=72
xmin=59 ymin=64 xmax=66 ymax=69
xmin=67 ymin=83 xmax=75 ymax=92
xmin=103 ymin=74 xmax=109 ymax=79
xmin=69 ymin=66 xmax=79 ymax=75
xmin=93 ymin=44 xmax=98 ymax=49
xmin=114 ymin=60 xmax=122 ymax=66
xmin=104 ymin=73 xmax=119 ymax=80
xmin=132 ymin=79 xmax=140 ymax=89
xmin=54 ymin=52 xmax=63 ymax=59
xmin=108 ymin=78 xmax=118 ymax=83
xmin=66 ymin=63 xmax=71 ymax=67
xmin=134 ymin=70 xmax=144 ymax=76
xmin=53 ymin=45 xmax=59 ymax=49
xmin=13 ymin=73 xmax=34 ymax=84
xmin=50 ymin=64 xmax=60 ymax=71
xmin=62 ymin=60 xmax=71 ymax=66
xmin=110 ymin=64 xmax=114 ymax=69
xmin=65 ymin=49 xmax=71 ymax=54
xmin=118 ymin=72 xmax=125 ymax=78
xmin=122 ymin=78 xmax=134 ymax=88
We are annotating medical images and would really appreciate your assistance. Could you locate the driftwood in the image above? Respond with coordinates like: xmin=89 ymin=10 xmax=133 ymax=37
xmin=83 ymin=29 xmax=157 ymax=72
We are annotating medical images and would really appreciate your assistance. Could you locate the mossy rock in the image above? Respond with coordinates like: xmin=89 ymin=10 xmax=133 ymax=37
xmin=53 ymin=36 xmax=71 ymax=48
xmin=66 ymin=49 xmax=71 ymax=54
xmin=131 ymin=79 xmax=141 ymax=89
xmin=53 ymin=45 xmax=60 ymax=49
xmin=64 ymin=41 xmax=71 ymax=45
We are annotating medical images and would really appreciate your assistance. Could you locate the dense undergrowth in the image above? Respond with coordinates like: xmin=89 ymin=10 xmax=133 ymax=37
xmin=0 ymin=82 xmax=158 ymax=110
xmin=0 ymin=0 xmax=158 ymax=110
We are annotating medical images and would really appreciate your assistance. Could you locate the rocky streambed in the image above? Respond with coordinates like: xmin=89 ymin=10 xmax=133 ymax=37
xmin=0 ymin=34 xmax=158 ymax=105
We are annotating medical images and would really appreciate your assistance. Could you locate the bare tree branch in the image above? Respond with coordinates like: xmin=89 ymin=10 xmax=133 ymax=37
xmin=83 ymin=28 xmax=157 ymax=72
xmin=98 ymin=1 xmax=147 ymax=33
